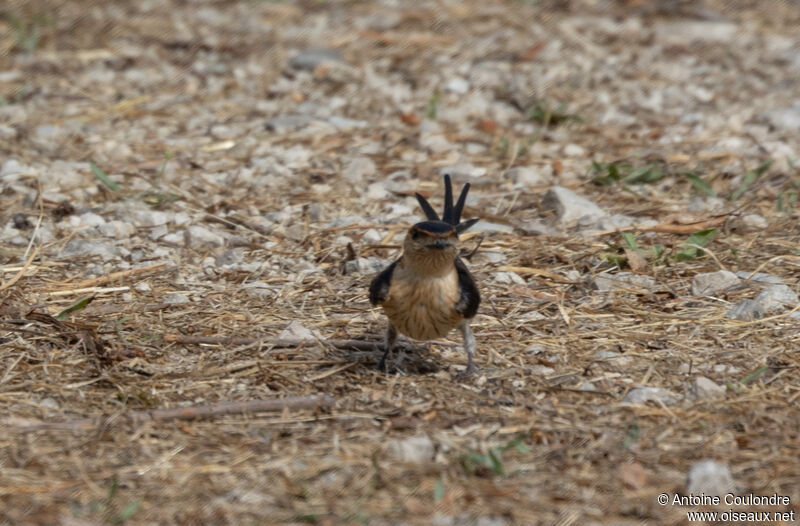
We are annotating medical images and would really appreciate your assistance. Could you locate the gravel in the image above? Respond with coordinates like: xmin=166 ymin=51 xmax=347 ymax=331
xmin=691 ymin=270 xmax=741 ymax=296
xmin=541 ymin=186 xmax=607 ymax=227
xmin=592 ymin=272 xmax=658 ymax=293
xmin=623 ymin=387 xmax=679 ymax=405
xmin=690 ymin=376 xmax=727 ymax=400
xmin=185 ymin=226 xmax=225 ymax=249
xmin=1 ymin=1 xmax=797 ymax=523
xmin=386 ymin=435 xmax=435 ymax=465
xmin=686 ymin=460 xmax=736 ymax=497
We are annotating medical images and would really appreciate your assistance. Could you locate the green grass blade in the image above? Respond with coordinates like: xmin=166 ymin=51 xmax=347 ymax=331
xmin=90 ymin=161 xmax=121 ymax=192
xmin=55 ymin=295 xmax=95 ymax=320
xmin=740 ymin=365 xmax=769 ymax=385
xmin=684 ymin=172 xmax=716 ymax=197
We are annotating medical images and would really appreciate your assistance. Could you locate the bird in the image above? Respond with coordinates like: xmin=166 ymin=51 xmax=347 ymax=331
xmin=369 ymin=174 xmax=481 ymax=375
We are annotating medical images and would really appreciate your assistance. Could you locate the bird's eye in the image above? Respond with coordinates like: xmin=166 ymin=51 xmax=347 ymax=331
xmin=411 ymin=230 xmax=420 ymax=239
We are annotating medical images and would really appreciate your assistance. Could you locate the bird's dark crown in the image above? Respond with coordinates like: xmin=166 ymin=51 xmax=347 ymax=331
xmin=415 ymin=174 xmax=479 ymax=235
xmin=412 ymin=221 xmax=455 ymax=237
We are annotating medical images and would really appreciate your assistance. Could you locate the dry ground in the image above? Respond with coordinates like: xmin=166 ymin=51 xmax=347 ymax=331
xmin=1 ymin=1 xmax=799 ymax=525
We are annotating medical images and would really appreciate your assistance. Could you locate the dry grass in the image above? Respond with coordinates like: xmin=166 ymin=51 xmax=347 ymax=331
xmin=2 ymin=1 xmax=800 ymax=525
xmin=2 ymin=210 xmax=799 ymax=525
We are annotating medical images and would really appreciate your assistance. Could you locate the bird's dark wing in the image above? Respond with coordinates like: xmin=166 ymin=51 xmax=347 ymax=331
xmin=369 ymin=259 xmax=399 ymax=305
xmin=454 ymin=257 xmax=480 ymax=318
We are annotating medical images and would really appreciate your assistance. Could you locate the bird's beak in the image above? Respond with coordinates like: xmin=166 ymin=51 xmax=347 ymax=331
xmin=426 ymin=239 xmax=452 ymax=250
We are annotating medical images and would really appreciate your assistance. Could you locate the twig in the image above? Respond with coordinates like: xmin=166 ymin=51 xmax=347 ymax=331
xmin=13 ymin=394 xmax=336 ymax=432
xmin=497 ymin=265 xmax=575 ymax=284
xmin=56 ymin=262 xmax=168 ymax=290
xmin=587 ymin=215 xmax=728 ymax=237
xmin=307 ymin=362 xmax=358 ymax=381
xmin=0 ymin=245 xmax=40 ymax=292
xmin=47 ymin=286 xmax=129 ymax=297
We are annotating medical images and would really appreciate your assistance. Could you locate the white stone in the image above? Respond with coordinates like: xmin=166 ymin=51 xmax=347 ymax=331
xmin=735 ymin=272 xmax=783 ymax=284
xmin=132 ymin=210 xmax=170 ymax=227
xmin=289 ymin=48 xmax=342 ymax=70
xmin=76 ymin=212 xmax=106 ymax=228
xmin=504 ymin=165 xmax=553 ymax=187
xmin=763 ymin=102 xmax=800 ymax=132
xmin=563 ymin=143 xmax=585 ymax=157
xmin=163 ymin=293 xmax=190 ymax=304
xmin=59 ymin=240 xmax=120 ymax=261
xmin=328 ymin=116 xmax=367 ymax=130
xmin=492 ymin=271 xmax=526 ymax=285
xmin=656 ymin=21 xmax=738 ymax=44
xmin=623 ymin=386 xmax=678 ymax=405
xmin=438 ymin=162 xmax=487 ymax=181
xmin=242 ymin=281 xmax=273 ymax=300
xmin=386 ymin=434 xmax=435 ymax=464
xmin=419 ymin=134 xmax=454 ymax=153
xmin=742 ymin=214 xmax=767 ymax=229
xmin=149 ymin=225 xmax=169 ymax=240
xmin=691 ymin=270 xmax=741 ymax=296
xmin=594 ymin=350 xmax=634 ymax=366
xmin=98 ymin=220 xmax=136 ymax=239
xmin=173 ymin=212 xmax=192 ymax=226
xmin=161 ymin=232 xmax=185 ymax=246
xmin=39 ymin=397 xmax=59 ymax=410
xmin=593 ymin=272 xmax=657 ymax=293
xmin=444 ymin=78 xmax=470 ymax=94
xmin=541 ymin=186 xmax=606 ymax=226
xmin=41 ymin=161 xmax=86 ymax=190
xmin=473 ymin=251 xmax=506 ymax=264
xmin=691 ymin=376 xmax=726 ymax=400
xmin=278 ymin=320 xmax=316 ymax=341
xmin=687 ymin=460 xmax=735 ymax=497
xmin=1 ymin=159 xmax=29 ymax=178
xmin=366 ymin=182 xmax=389 ymax=200
xmin=343 ymin=156 xmax=376 ymax=184
xmin=344 ymin=257 xmax=386 ymax=275
xmin=361 ymin=229 xmax=383 ymax=244
xmin=726 ymin=299 xmax=765 ymax=320
xmin=754 ymin=284 xmax=798 ymax=313
xmin=185 ymin=225 xmax=225 ymax=249
xmin=590 ymin=214 xmax=645 ymax=231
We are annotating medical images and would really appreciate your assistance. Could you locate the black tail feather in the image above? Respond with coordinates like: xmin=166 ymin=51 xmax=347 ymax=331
xmin=442 ymin=174 xmax=455 ymax=224
xmin=455 ymin=217 xmax=479 ymax=234
xmin=415 ymin=193 xmax=440 ymax=221
xmin=453 ymin=182 xmax=470 ymax=225
xmin=414 ymin=174 xmax=479 ymax=234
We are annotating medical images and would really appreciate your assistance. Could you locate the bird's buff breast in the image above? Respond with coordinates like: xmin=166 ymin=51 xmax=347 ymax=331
xmin=381 ymin=270 xmax=462 ymax=340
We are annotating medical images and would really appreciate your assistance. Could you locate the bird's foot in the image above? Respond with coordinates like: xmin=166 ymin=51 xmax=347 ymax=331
xmin=455 ymin=362 xmax=477 ymax=378
xmin=375 ymin=355 xmax=391 ymax=373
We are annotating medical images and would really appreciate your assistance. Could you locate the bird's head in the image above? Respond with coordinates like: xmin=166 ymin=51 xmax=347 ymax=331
xmin=403 ymin=174 xmax=479 ymax=275
xmin=403 ymin=220 xmax=460 ymax=274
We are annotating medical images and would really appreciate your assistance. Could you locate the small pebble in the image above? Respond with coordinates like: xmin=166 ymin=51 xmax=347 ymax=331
xmin=623 ymin=386 xmax=679 ymax=405
xmin=164 ymin=293 xmax=190 ymax=305
xmin=686 ymin=460 xmax=735 ymax=497
xmin=386 ymin=434 xmax=435 ymax=464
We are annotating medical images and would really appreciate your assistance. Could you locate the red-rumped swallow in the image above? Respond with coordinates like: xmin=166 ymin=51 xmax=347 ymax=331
xmin=369 ymin=174 xmax=480 ymax=375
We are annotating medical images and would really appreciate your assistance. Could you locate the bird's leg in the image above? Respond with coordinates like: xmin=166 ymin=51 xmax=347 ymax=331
xmin=458 ymin=321 xmax=477 ymax=376
xmin=377 ymin=323 xmax=398 ymax=372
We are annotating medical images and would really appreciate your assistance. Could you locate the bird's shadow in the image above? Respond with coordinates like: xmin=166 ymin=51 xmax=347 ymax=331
xmin=346 ymin=344 xmax=440 ymax=375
